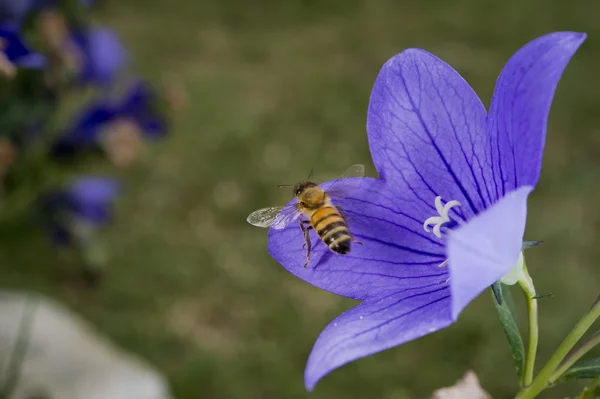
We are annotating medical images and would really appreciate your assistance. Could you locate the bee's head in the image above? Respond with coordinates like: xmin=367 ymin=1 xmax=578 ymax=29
xmin=292 ymin=181 xmax=317 ymax=198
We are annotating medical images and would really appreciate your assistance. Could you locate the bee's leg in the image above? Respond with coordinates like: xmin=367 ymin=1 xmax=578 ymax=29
xmin=300 ymin=220 xmax=312 ymax=249
xmin=300 ymin=220 xmax=313 ymax=268
xmin=351 ymin=232 xmax=363 ymax=246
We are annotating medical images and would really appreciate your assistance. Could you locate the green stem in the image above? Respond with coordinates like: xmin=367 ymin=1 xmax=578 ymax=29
xmin=549 ymin=330 xmax=600 ymax=383
xmin=518 ymin=265 xmax=538 ymax=387
xmin=575 ymin=376 xmax=600 ymax=399
xmin=517 ymin=295 xmax=600 ymax=399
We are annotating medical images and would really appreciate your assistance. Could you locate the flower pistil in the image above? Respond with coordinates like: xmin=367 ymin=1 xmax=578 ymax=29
xmin=423 ymin=196 xmax=463 ymax=238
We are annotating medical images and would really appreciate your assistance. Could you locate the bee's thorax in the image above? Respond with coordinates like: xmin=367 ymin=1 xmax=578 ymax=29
xmin=296 ymin=185 xmax=327 ymax=210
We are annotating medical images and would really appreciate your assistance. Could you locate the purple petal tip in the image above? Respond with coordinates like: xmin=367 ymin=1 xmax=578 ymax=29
xmin=448 ymin=186 xmax=533 ymax=320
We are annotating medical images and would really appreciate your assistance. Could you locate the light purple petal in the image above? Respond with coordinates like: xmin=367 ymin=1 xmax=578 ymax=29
xmin=70 ymin=176 xmax=121 ymax=205
xmin=15 ymin=53 xmax=46 ymax=68
xmin=447 ymin=185 xmax=532 ymax=319
xmin=367 ymin=49 xmax=493 ymax=217
xmin=269 ymin=178 xmax=447 ymax=300
xmin=487 ymin=32 xmax=586 ymax=194
xmin=305 ymin=284 xmax=451 ymax=391
xmin=79 ymin=27 xmax=128 ymax=85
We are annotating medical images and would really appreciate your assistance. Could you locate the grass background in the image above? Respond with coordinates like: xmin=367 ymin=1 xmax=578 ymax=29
xmin=2 ymin=0 xmax=600 ymax=398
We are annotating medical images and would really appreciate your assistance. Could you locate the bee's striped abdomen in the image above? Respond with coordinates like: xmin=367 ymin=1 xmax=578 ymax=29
xmin=311 ymin=206 xmax=352 ymax=255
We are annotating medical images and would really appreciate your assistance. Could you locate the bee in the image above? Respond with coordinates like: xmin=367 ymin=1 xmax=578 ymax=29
xmin=247 ymin=164 xmax=364 ymax=268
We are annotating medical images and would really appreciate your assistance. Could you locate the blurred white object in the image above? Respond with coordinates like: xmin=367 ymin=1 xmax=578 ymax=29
xmin=432 ymin=370 xmax=492 ymax=399
xmin=0 ymin=291 xmax=174 ymax=399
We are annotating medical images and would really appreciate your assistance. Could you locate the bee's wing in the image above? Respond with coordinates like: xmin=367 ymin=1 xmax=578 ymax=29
xmin=339 ymin=164 xmax=365 ymax=179
xmin=246 ymin=204 xmax=301 ymax=230
xmin=271 ymin=204 xmax=302 ymax=230
xmin=325 ymin=163 xmax=365 ymax=197
xmin=247 ymin=206 xmax=285 ymax=228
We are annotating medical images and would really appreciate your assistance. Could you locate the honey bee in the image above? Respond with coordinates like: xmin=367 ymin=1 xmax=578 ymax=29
xmin=247 ymin=164 xmax=364 ymax=268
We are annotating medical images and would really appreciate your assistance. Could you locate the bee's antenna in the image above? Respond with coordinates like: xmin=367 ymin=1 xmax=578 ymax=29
xmin=307 ymin=167 xmax=315 ymax=181
xmin=277 ymin=184 xmax=294 ymax=188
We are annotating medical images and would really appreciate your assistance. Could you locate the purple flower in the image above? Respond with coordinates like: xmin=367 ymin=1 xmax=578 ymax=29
xmin=0 ymin=0 xmax=35 ymax=23
xmin=43 ymin=176 xmax=120 ymax=245
xmin=117 ymin=81 xmax=168 ymax=139
xmin=52 ymin=81 xmax=167 ymax=157
xmin=51 ymin=100 xmax=116 ymax=156
xmin=70 ymin=26 xmax=128 ymax=86
xmin=0 ymin=24 xmax=45 ymax=69
xmin=267 ymin=32 xmax=586 ymax=390
xmin=68 ymin=176 xmax=120 ymax=222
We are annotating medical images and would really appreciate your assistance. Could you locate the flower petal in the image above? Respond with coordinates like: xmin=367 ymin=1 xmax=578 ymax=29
xmin=487 ymin=32 xmax=586 ymax=194
xmin=76 ymin=27 xmax=128 ymax=85
xmin=447 ymin=185 xmax=533 ymax=319
xmin=70 ymin=176 xmax=120 ymax=205
xmin=53 ymin=102 xmax=116 ymax=156
xmin=0 ymin=25 xmax=44 ymax=66
xmin=119 ymin=82 xmax=168 ymax=137
xmin=0 ymin=1 xmax=33 ymax=24
xmin=367 ymin=49 xmax=492 ymax=217
xmin=137 ymin=116 xmax=168 ymax=137
xmin=15 ymin=52 xmax=46 ymax=68
xmin=305 ymin=284 xmax=452 ymax=391
xmin=268 ymin=178 xmax=448 ymax=300
xmin=119 ymin=81 xmax=153 ymax=113
xmin=70 ymin=177 xmax=120 ymax=223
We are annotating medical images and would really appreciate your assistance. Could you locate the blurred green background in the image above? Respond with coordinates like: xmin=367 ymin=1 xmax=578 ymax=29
xmin=2 ymin=0 xmax=600 ymax=398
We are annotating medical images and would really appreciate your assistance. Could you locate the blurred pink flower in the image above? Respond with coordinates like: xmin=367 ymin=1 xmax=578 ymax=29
xmin=432 ymin=371 xmax=492 ymax=399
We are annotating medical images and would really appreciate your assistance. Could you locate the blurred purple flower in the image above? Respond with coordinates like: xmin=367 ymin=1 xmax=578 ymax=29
xmin=0 ymin=24 xmax=45 ymax=69
xmin=117 ymin=82 xmax=168 ymax=138
xmin=70 ymin=26 xmax=128 ymax=86
xmin=52 ymin=81 xmax=167 ymax=157
xmin=52 ymin=100 xmax=115 ymax=155
xmin=68 ymin=176 xmax=120 ymax=222
xmin=0 ymin=0 xmax=34 ymax=23
xmin=267 ymin=32 xmax=586 ymax=390
xmin=43 ymin=176 xmax=120 ymax=245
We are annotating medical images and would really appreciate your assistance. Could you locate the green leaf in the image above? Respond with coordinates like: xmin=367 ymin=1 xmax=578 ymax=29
xmin=491 ymin=282 xmax=525 ymax=380
xmin=59 ymin=0 xmax=90 ymax=30
xmin=0 ymin=69 xmax=56 ymax=139
xmin=557 ymin=358 xmax=600 ymax=382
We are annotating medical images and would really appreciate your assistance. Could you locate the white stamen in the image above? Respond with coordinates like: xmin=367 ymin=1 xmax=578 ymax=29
xmin=433 ymin=222 xmax=443 ymax=238
xmin=434 ymin=196 xmax=445 ymax=215
xmin=423 ymin=196 xmax=462 ymax=238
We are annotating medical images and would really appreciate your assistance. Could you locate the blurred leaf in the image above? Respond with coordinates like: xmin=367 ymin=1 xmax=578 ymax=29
xmin=0 ymin=69 xmax=56 ymax=140
xmin=574 ymin=377 xmax=600 ymax=399
xmin=59 ymin=0 xmax=90 ymax=29
xmin=491 ymin=282 xmax=525 ymax=380
xmin=557 ymin=358 xmax=600 ymax=382
xmin=81 ymin=236 xmax=108 ymax=269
